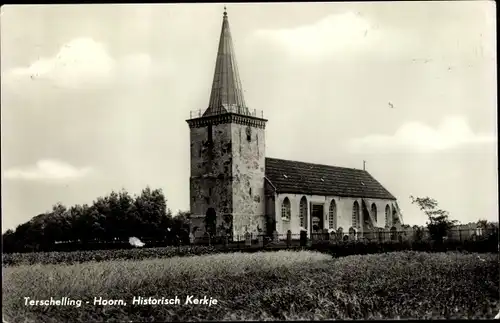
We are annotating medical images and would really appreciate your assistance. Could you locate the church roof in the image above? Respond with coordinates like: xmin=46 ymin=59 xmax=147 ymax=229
xmin=265 ymin=158 xmax=396 ymax=200
xmin=204 ymin=8 xmax=248 ymax=117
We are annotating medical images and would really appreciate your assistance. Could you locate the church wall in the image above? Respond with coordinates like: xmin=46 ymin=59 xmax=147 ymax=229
xmin=334 ymin=196 xmax=359 ymax=231
xmin=362 ymin=198 xmax=398 ymax=228
xmin=230 ymin=123 xmax=266 ymax=238
xmin=188 ymin=123 xmax=234 ymax=237
xmin=189 ymin=126 xmax=206 ymax=179
xmin=275 ymin=194 xmax=296 ymax=234
xmin=274 ymin=193 xmax=397 ymax=235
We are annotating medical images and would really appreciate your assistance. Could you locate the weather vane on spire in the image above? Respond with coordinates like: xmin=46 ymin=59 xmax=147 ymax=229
xmin=223 ymin=5 xmax=227 ymax=16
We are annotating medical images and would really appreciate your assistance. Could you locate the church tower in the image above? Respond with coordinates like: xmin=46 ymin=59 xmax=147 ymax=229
xmin=186 ymin=8 xmax=267 ymax=240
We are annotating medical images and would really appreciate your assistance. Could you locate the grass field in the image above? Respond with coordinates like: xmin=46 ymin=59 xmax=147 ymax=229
xmin=3 ymin=250 xmax=499 ymax=321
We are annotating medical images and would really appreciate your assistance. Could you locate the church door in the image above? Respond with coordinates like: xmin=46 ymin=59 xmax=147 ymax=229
xmin=310 ymin=204 xmax=324 ymax=239
xmin=205 ymin=208 xmax=217 ymax=238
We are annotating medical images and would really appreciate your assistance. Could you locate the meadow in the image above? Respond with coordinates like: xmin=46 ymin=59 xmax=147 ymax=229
xmin=2 ymin=245 xmax=219 ymax=266
xmin=3 ymin=250 xmax=499 ymax=321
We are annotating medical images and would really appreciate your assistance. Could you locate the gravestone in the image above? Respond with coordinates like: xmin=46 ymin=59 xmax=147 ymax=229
xmin=390 ymin=227 xmax=398 ymax=241
xmin=204 ymin=232 xmax=211 ymax=246
xmin=258 ymin=235 xmax=264 ymax=247
xmin=378 ymin=228 xmax=385 ymax=243
xmin=286 ymin=230 xmax=292 ymax=247
xmin=349 ymin=228 xmax=356 ymax=241
xmin=273 ymin=230 xmax=279 ymax=243
xmin=300 ymin=230 xmax=307 ymax=247
xmin=322 ymin=228 xmax=329 ymax=240
xmin=337 ymin=228 xmax=344 ymax=241
xmin=244 ymin=232 xmax=251 ymax=247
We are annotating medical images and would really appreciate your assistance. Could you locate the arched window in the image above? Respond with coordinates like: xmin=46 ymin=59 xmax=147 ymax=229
xmin=299 ymin=197 xmax=307 ymax=228
xmin=329 ymin=200 xmax=337 ymax=229
xmin=352 ymin=201 xmax=359 ymax=228
xmin=281 ymin=198 xmax=291 ymax=221
xmin=371 ymin=203 xmax=377 ymax=223
xmin=392 ymin=205 xmax=398 ymax=223
xmin=385 ymin=205 xmax=391 ymax=227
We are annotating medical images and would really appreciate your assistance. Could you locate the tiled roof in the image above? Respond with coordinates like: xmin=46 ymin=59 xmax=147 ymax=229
xmin=265 ymin=158 xmax=396 ymax=200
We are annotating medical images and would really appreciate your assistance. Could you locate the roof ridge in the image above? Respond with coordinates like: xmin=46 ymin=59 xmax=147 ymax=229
xmin=265 ymin=157 xmax=365 ymax=172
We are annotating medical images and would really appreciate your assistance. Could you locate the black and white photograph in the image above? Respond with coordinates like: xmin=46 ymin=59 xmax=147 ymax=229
xmin=1 ymin=2 xmax=498 ymax=321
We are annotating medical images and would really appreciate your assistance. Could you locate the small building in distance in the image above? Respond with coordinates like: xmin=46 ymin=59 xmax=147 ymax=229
xmin=186 ymin=9 xmax=403 ymax=240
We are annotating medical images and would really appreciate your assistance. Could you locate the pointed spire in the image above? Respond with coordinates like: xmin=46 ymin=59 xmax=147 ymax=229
xmin=204 ymin=7 xmax=249 ymax=117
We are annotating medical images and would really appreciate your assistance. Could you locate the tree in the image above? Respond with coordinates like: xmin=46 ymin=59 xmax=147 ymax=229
xmin=70 ymin=204 xmax=91 ymax=243
xmin=3 ymin=186 xmax=186 ymax=253
xmin=93 ymin=195 xmax=113 ymax=240
xmin=172 ymin=210 xmax=191 ymax=244
xmin=117 ymin=189 xmax=138 ymax=238
xmin=44 ymin=202 xmax=71 ymax=244
xmin=2 ymin=229 xmax=16 ymax=253
xmin=410 ymin=195 xmax=457 ymax=243
xmin=477 ymin=219 xmax=498 ymax=230
xmin=87 ymin=205 xmax=106 ymax=241
xmin=134 ymin=187 xmax=169 ymax=239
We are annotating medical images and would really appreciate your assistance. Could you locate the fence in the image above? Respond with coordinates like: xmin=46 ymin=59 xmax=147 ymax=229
xmin=6 ymin=227 xmax=498 ymax=254
xmin=189 ymin=106 xmax=264 ymax=119
xmin=190 ymin=227 xmax=498 ymax=249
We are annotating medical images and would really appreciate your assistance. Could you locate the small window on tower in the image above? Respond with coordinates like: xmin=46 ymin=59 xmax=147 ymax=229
xmin=209 ymin=188 xmax=212 ymax=196
xmin=246 ymin=126 xmax=251 ymax=142
xmin=249 ymin=188 xmax=252 ymax=195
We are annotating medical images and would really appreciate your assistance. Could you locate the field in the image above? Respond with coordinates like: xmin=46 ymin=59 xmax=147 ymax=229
xmin=3 ymin=250 xmax=499 ymax=321
xmin=2 ymin=245 xmax=220 ymax=266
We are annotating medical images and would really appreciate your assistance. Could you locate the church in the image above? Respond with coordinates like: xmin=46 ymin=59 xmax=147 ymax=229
xmin=186 ymin=9 xmax=403 ymax=240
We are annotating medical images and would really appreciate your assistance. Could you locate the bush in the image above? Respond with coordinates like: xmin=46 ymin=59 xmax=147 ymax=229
xmin=310 ymin=235 xmax=498 ymax=257
xmin=2 ymin=245 xmax=218 ymax=266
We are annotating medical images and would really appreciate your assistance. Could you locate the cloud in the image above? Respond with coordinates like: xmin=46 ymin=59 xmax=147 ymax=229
xmin=8 ymin=38 xmax=115 ymax=89
xmin=249 ymin=9 xmax=494 ymax=64
xmin=348 ymin=116 xmax=497 ymax=153
xmin=251 ymin=12 xmax=381 ymax=59
xmin=3 ymin=159 xmax=92 ymax=181
xmin=3 ymin=37 xmax=156 ymax=89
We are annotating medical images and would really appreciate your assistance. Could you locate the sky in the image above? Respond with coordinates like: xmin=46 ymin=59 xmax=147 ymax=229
xmin=1 ymin=2 xmax=497 ymax=232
